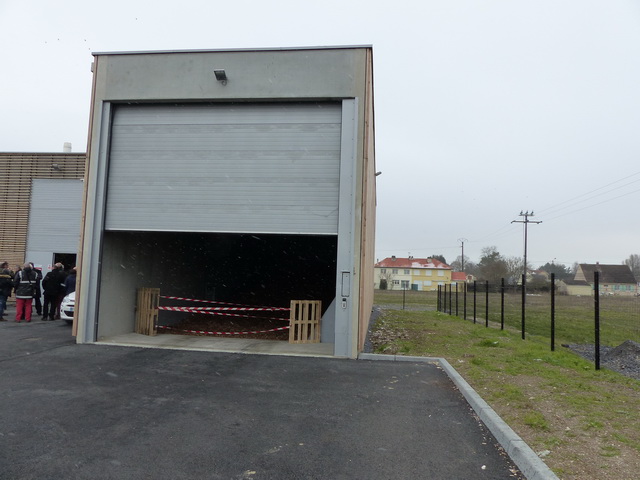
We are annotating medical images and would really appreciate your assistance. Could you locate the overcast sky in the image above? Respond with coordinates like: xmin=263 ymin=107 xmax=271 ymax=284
xmin=2 ymin=0 xmax=639 ymax=269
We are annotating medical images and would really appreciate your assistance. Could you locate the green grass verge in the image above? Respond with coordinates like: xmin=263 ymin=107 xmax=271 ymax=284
xmin=374 ymin=289 xmax=640 ymax=346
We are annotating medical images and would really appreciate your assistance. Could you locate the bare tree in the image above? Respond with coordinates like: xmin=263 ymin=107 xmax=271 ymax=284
xmin=504 ymin=256 xmax=525 ymax=285
xmin=624 ymin=254 xmax=640 ymax=279
xmin=451 ymin=255 xmax=478 ymax=277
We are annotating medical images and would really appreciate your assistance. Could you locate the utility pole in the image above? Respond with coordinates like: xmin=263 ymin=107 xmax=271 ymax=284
xmin=511 ymin=211 xmax=542 ymax=279
xmin=458 ymin=238 xmax=467 ymax=271
xmin=511 ymin=211 xmax=541 ymax=339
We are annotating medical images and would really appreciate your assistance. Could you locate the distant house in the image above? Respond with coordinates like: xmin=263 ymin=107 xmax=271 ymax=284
xmin=374 ymin=256 xmax=465 ymax=291
xmin=565 ymin=263 xmax=638 ymax=296
xmin=451 ymin=272 xmax=468 ymax=286
xmin=557 ymin=278 xmax=592 ymax=296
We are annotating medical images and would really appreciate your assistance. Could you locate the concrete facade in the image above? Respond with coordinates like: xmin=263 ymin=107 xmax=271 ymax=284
xmin=76 ymin=46 xmax=376 ymax=358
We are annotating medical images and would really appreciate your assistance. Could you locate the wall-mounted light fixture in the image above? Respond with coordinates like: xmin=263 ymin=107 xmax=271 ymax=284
xmin=51 ymin=164 xmax=62 ymax=171
xmin=213 ymin=69 xmax=228 ymax=85
xmin=375 ymin=171 xmax=382 ymax=176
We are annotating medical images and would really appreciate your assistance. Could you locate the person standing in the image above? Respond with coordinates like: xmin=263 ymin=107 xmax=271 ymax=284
xmin=30 ymin=262 xmax=43 ymax=316
xmin=42 ymin=263 xmax=65 ymax=321
xmin=54 ymin=265 xmax=67 ymax=319
xmin=64 ymin=267 xmax=77 ymax=296
xmin=0 ymin=262 xmax=13 ymax=321
xmin=14 ymin=263 xmax=37 ymax=323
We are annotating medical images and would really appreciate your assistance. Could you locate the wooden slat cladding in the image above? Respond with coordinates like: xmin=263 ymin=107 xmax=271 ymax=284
xmin=0 ymin=153 xmax=86 ymax=268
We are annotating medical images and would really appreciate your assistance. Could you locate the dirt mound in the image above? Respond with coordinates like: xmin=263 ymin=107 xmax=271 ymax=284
xmin=603 ymin=340 xmax=640 ymax=364
xmin=565 ymin=340 xmax=640 ymax=381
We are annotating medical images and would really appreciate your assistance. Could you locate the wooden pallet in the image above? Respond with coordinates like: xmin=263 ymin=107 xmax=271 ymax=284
xmin=289 ymin=300 xmax=321 ymax=344
xmin=135 ymin=287 xmax=160 ymax=336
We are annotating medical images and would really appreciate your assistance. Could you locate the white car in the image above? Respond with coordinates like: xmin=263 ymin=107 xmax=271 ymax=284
xmin=60 ymin=291 xmax=75 ymax=324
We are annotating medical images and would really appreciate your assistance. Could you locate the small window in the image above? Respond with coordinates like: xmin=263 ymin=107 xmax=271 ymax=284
xmin=414 ymin=270 xmax=420 ymax=275
xmin=404 ymin=269 xmax=410 ymax=275
xmin=401 ymin=280 xmax=410 ymax=289
xmin=425 ymin=280 xmax=432 ymax=286
xmin=426 ymin=270 xmax=432 ymax=276
xmin=437 ymin=270 xmax=444 ymax=277
xmin=392 ymin=269 xmax=398 ymax=274
xmin=380 ymin=268 xmax=386 ymax=274
xmin=392 ymin=280 xmax=400 ymax=285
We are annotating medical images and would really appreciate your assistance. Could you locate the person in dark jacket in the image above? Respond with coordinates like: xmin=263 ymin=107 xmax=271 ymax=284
xmin=14 ymin=263 xmax=37 ymax=322
xmin=42 ymin=263 xmax=66 ymax=321
xmin=29 ymin=262 xmax=43 ymax=316
xmin=54 ymin=265 xmax=67 ymax=319
xmin=64 ymin=267 xmax=77 ymax=296
xmin=0 ymin=261 xmax=13 ymax=321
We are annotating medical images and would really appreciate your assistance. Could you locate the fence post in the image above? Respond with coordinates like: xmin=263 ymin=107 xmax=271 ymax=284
xmin=463 ymin=281 xmax=467 ymax=320
xmin=521 ymin=274 xmax=526 ymax=340
xmin=485 ymin=280 xmax=489 ymax=327
xmin=550 ymin=273 xmax=555 ymax=351
xmin=594 ymin=271 xmax=600 ymax=370
xmin=437 ymin=285 xmax=441 ymax=312
xmin=442 ymin=284 xmax=446 ymax=313
xmin=500 ymin=278 xmax=505 ymax=330
xmin=473 ymin=280 xmax=477 ymax=324
xmin=402 ymin=286 xmax=406 ymax=310
xmin=448 ymin=283 xmax=452 ymax=314
xmin=455 ymin=283 xmax=459 ymax=316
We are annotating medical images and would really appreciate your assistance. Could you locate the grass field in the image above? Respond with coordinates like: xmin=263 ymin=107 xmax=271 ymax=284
xmin=375 ymin=289 xmax=640 ymax=347
xmin=370 ymin=290 xmax=640 ymax=479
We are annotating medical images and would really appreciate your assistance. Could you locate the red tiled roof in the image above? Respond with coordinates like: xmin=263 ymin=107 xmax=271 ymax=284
xmin=451 ymin=272 xmax=467 ymax=281
xmin=375 ymin=257 xmax=451 ymax=269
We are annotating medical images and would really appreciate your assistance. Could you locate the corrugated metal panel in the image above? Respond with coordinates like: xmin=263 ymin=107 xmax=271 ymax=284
xmin=26 ymin=179 xmax=84 ymax=253
xmin=105 ymin=103 xmax=342 ymax=234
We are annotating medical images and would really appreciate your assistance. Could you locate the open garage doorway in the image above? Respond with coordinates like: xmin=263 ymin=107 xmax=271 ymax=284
xmin=96 ymin=231 xmax=337 ymax=346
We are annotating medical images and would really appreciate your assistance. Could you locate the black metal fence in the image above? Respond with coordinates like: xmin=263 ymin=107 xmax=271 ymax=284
xmin=437 ymin=272 xmax=640 ymax=370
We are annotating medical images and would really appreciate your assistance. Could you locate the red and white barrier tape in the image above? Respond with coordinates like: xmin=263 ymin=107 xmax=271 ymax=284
xmin=160 ymin=306 xmax=288 ymax=312
xmin=160 ymin=295 xmax=289 ymax=310
xmin=157 ymin=306 xmax=289 ymax=321
xmin=157 ymin=325 xmax=289 ymax=336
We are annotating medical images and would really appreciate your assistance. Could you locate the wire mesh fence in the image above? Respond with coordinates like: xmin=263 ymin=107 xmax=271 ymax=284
xmin=436 ymin=273 xmax=640 ymax=370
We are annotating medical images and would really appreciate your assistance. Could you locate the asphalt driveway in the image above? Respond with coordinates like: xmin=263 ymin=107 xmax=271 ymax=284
xmin=0 ymin=318 xmax=525 ymax=480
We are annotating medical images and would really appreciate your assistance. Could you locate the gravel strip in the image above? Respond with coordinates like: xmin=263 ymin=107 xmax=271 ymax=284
xmin=564 ymin=340 xmax=640 ymax=381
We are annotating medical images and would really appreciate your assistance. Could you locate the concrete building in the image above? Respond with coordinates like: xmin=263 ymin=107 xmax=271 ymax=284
xmin=75 ymin=46 xmax=376 ymax=358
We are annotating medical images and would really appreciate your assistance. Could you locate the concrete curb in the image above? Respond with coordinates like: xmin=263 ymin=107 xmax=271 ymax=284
xmin=358 ymin=353 xmax=560 ymax=480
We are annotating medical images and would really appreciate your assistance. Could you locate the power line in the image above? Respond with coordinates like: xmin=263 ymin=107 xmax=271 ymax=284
xmin=544 ymin=186 xmax=640 ymax=222
xmin=467 ymin=223 xmax=520 ymax=244
xmin=536 ymin=170 xmax=640 ymax=217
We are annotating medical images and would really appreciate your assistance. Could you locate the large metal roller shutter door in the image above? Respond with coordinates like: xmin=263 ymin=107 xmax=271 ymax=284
xmin=105 ymin=103 xmax=342 ymax=234
xmin=27 ymin=179 xmax=84 ymax=253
